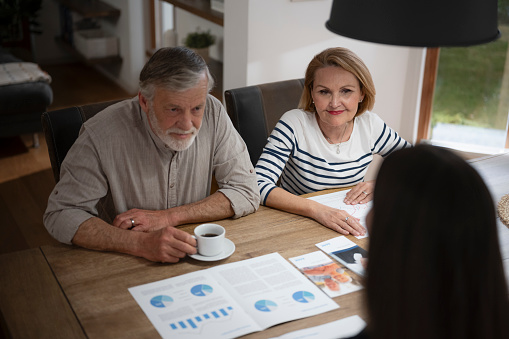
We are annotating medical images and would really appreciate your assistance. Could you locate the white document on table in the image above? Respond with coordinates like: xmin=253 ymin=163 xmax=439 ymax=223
xmin=316 ymin=236 xmax=368 ymax=277
xmin=128 ymin=253 xmax=339 ymax=339
xmin=289 ymin=251 xmax=363 ymax=298
xmin=269 ymin=315 xmax=366 ymax=339
xmin=307 ymin=190 xmax=371 ymax=239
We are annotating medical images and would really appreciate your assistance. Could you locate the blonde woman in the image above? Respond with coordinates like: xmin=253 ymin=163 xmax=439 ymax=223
xmin=255 ymin=47 xmax=410 ymax=236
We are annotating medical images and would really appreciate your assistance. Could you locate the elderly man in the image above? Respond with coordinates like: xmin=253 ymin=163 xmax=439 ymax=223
xmin=44 ymin=47 xmax=260 ymax=263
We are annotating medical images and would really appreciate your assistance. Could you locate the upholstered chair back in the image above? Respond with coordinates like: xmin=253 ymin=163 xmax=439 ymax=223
xmin=42 ymin=100 xmax=121 ymax=183
xmin=224 ymin=78 xmax=305 ymax=165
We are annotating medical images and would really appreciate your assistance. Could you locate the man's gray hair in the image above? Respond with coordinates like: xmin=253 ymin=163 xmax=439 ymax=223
xmin=139 ymin=47 xmax=215 ymax=101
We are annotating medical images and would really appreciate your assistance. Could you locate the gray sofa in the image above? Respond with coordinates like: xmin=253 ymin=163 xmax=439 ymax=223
xmin=0 ymin=48 xmax=53 ymax=146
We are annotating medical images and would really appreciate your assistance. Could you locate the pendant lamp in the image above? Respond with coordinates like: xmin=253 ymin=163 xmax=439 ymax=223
xmin=326 ymin=0 xmax=500 ymax=47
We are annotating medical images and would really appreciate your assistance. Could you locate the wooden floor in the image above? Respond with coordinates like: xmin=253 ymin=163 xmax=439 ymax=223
xmin=0 ymin=62 xmax=132 ymax=255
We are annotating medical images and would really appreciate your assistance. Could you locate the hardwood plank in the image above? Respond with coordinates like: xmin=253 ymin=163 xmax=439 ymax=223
xmin=56 ymin=0 xmax=120 ymax=18
xmin=0 ymin=197 xmax=29 ymax=254
xmin=20 ymin=169 xmax=55 ymax=213
xmin=163 ymin=0 xmax=224 ymax=26
xmin=41 ymin=62 xmax=133 ymax=111
xmin=0 ymin=248 xmax=86 ymax=339
xmin=0 ymin=134 xmax=51 ymax=184
xmin=0 ymin=170 xmax=59 ymax=251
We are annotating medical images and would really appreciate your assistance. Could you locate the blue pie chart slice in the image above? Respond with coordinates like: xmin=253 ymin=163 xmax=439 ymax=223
xmin=191 ymin=284 xmax=213 ymax=297
xmin=150 ymin=295 xmax=173 ymax=308
xmin=254 ymin=299 xmax=277 ymax=312
xmin=292 ymin=291 xmax=315 ymax=303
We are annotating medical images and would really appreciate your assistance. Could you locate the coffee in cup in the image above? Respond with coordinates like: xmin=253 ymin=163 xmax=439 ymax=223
xmin=194 ymin=223 xmax=225 ymax=256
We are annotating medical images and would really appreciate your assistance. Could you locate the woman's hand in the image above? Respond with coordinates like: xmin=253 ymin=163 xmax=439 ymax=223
xmin=344 ymin=180 xmax=374 ymax=205
xmin=312 ymin=205 xmax=366 ymax=236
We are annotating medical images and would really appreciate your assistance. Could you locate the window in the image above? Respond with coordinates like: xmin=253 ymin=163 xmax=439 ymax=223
xmin=418 ymin=0 xmax=509 ymax=151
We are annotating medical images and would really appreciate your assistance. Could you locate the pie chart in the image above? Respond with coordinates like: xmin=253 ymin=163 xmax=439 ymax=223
xmin=150 ymin=295 xmax=173 ymax=308
xmin=191 ymin=284 xmax=213 ymax=297
xmin=292 ymin=291 xmax=315 ymax=303
xmin=254 ymin=299 xmax=278 ymax=312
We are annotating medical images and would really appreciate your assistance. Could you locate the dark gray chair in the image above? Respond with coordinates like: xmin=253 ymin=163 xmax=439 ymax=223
xmin=41 ymin=100 xmax=121 ymax=183
xmin=224 ymin=78 xmax=305 ymax=165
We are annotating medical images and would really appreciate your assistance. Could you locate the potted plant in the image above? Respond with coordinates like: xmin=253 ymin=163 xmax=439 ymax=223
xmin=183 ymin=29 xmax=215 ymax=62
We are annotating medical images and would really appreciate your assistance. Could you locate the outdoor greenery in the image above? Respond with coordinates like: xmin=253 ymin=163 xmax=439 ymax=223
xmin=432 ymin=36 xmax=508 ymax=129
xmin=432 ymin=0 xmax=509 ymax=130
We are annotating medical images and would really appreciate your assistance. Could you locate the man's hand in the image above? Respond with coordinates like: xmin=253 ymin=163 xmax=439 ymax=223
xmin=113 ymin=192 xmax=234 ymax=233
xmin=72 ymin=217 xmax=196 ymax=263
xmin=312 ymin=205 xmax=366 ymax=237
xmin=140 ymin=226 xmax=197 ymax=263
xmin=344 ymin=180 xmax=374 ymax=205
xmin=113 ymin=208 xmax=172 ymax=232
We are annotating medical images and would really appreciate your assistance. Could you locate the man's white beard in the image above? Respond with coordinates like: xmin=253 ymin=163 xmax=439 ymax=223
xmin=148 ymin=107 xmax=199 ymax=151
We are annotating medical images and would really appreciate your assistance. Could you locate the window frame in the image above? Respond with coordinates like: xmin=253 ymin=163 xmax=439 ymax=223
xmin=418 ymin=48 xmax=509 ymax=148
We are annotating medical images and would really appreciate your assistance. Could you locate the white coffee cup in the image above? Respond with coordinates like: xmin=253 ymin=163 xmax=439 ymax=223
xmin=194 ymin=223 xmax=225 ymax=257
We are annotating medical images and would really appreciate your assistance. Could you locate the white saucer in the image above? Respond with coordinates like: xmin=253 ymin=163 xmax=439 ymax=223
xmin=189 ymin=238 xmax=235 ymax=262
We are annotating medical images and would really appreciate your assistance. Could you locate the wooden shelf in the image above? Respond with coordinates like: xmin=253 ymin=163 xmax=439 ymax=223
xmin=56 ymin=0 xmax=121 ymax=65
xmin=56 ymin=0 xmax=120 ymax=18
xmin=163 ymin=0 xmax=223 ymax=26
xmin=56 ymin=37 xmax=122 ymax=64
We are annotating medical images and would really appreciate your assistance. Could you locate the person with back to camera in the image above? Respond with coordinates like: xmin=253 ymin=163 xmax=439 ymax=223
xmin=255 ymin=47 xmax=410 ymax=236
xmin=44 ymin=47 xmax=260 ymax=263
xmin=345 ymin=144 xmax=509 ymax=339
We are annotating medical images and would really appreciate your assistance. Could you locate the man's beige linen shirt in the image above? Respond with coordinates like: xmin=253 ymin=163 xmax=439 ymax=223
xmin=44 ymin=95 xmax=260 ymax=244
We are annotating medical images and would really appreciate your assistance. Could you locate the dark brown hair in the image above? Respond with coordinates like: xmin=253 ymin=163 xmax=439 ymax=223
xmin=366 ymin=144 xmax=509 ymax=339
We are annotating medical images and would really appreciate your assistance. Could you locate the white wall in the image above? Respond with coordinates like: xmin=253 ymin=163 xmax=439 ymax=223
xmin=223 ymin=0 xmax=249 ymax=88
xmin=224 ymin=0 xmax=425 ymax=143
xmin=95 ymin=0 xmax=147 ymax=95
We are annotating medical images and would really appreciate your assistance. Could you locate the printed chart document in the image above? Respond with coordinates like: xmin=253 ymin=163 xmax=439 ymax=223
xmin=316 ymin=236 xmax=368 ymax=277
xmin=129 ymin=253 xmax=339 ymax=339
xmin=307 ymin=190 xmax=371 ymax=239
xmin=289 ymin=251 xmax=363 ymax=297
xmin=269 ymin=315 xmax=366 ymax=339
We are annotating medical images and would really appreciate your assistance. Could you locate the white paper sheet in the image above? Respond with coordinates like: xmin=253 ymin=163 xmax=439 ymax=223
xmin=289 ymin=251 xmax=363 ymax=297
xmin=307 ymin=190 xmax=371 ymax=239
xmin=129 ymin=253 xmax=339 ymax=339
xmin=316 ymin=236 xmax=368 ymax=277
xmin=269 ymin=315 xmax=366 ymax=339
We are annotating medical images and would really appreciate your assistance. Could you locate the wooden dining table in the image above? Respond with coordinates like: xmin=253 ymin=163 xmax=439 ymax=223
xmin=1 ymin=149 xmax=507 ymax=339
xmin=0 ymin=188 xmax=368 ymax=339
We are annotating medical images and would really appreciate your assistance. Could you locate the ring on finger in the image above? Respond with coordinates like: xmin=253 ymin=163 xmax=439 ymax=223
xmin=345 ymin=217 xmax=349 ymax=222
xmin=130 ymin=218 xmax=135 ymax=227
xmin=362 ymin=191 xmax=368 ymax=195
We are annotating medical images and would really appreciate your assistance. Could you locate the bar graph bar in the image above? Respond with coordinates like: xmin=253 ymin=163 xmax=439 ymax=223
xmin=169 ymin=306 xmax=234 ymax=331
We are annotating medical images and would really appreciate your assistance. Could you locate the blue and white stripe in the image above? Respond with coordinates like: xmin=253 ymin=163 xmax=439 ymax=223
xmin=255 ymin=109 xmax=410 ymax=205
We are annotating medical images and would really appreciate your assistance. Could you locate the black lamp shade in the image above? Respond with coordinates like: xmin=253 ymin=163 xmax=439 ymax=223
xmin=326 ymin=0 xmax=500 ymax=47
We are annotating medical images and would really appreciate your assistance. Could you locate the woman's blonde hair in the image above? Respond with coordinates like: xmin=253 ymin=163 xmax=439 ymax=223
xmin=298 ymin=47 xmax=376 ymax=117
